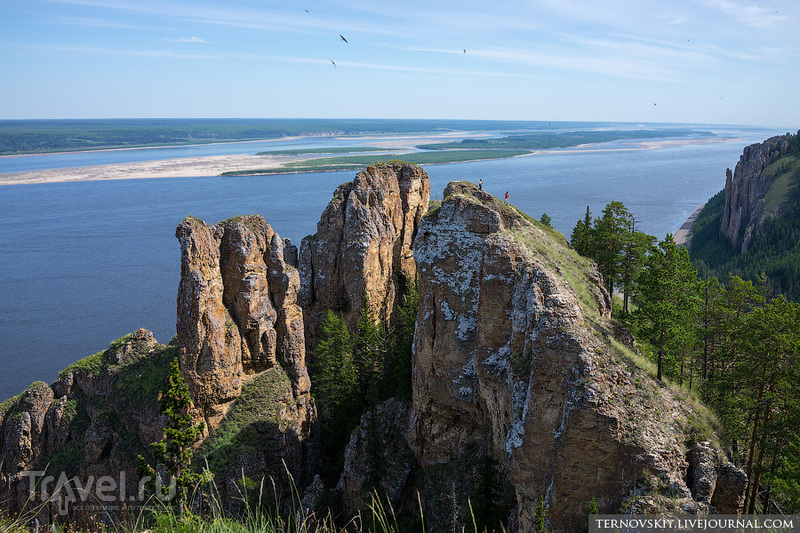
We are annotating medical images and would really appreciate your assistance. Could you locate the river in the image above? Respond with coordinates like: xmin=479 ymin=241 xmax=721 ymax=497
xmin=0 ymin=124 xmax=783 ymax=399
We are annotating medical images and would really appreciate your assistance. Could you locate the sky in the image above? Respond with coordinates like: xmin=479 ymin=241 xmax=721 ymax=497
xmin=0 ymin=0 xmax=798 ymax=127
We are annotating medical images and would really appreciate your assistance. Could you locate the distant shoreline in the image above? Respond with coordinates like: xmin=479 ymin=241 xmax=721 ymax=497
xmin=0 ymin=136 xmax=308 ymax=159
xmin=674 ymin=204 xmax=706 ymax=246
xmin=0 ymin=136 xmax=742 ymax=186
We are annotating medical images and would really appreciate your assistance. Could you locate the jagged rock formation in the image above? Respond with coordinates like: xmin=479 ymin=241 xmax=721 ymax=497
xmin=337 ymin=182 xmax=745 ymax=532
xmin=298 ymin=163 xmax=429 ymax=348
xmin=720 ymin=132 xmax=797 ymax=252
xmin=175 ymin=214 xmax=316 ymax=503
xmin=0 ymin=330 xmax=170 ymax=521
xmin=176 ymin=215 xmax=313 ymax=432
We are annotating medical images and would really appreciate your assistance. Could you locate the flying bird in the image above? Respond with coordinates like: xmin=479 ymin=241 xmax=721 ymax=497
xmin=330 ymin=59 xmax=336 ymax=68
xmin=305 ymin=9 xmax=309 ymax=13
xmin=339 ymin=34 xmax=348 ymax=43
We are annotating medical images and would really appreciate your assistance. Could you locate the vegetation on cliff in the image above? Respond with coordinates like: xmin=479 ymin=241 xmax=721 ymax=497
xmin=572 ymin=200 xmax=800 ymax=514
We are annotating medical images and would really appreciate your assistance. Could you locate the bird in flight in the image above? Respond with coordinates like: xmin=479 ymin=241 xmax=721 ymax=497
xmin=330 ymin=59 xmax=336 ymax=68
xmin=305 ymin=9 xmax=309 ymax=13
xmin=339 ymin=34 xmax=348 ymax=43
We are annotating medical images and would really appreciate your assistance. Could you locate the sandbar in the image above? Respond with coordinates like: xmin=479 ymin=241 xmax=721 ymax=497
xmin=0 ymin=136 xmax=741 ymax=186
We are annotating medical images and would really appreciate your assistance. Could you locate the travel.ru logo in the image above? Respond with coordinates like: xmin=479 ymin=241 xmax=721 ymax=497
xmin=22 ymin=470 xmax=177 ymax=515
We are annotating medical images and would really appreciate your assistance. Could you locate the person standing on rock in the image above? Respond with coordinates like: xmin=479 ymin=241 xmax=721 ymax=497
xmin=505 ymin=191 xmax=509 ymax=203
xmin=479 ymin=179 xmax=483 ymax=190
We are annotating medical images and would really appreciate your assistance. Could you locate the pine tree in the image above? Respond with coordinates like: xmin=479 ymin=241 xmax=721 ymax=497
xmin=311 ymin=310 xmax=360 ymax=474
xmin=633 ymin=235 xmax=699 ymax=381
xmin=570 ymin=206 xmax=593 ymax=256
xmin=138 ymin=357 xmax=205 ymax=518
xmin=387 ymin=282 xmax=419 ymax=400
xmin=354 ymin=293 xmax=386 ymax=405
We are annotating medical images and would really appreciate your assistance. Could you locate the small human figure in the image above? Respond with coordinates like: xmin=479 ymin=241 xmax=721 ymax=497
xmin=479 ymin=179 xmax=483 ymax=190
xmin=505 ymin=191 xmax=509 ymax=203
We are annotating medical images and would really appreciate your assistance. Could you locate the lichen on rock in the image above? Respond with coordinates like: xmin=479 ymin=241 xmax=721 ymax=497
xmin=298 ymin=163 xmax=430 ymax=348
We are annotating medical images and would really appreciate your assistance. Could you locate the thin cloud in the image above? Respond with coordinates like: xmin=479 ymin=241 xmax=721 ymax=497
xmin=703 ymin=0 xmax=786 ymax=27
xmin=45 ymin=16 xmax=174 ymax=32
xmin=162 ymin=36 xmax=208 ymax=43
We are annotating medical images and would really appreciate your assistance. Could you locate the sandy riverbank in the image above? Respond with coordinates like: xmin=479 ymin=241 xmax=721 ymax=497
xmin=0 ymin=153 xmax=339 ymax=185
xmin=674 ymin=204 xmax=706 ymax=246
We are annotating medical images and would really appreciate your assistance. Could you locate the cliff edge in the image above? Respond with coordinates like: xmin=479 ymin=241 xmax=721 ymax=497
xmin=337 ymin=181 xmax=745 ymax=532
xmin=720 ymin=131 xmax=799 ymax=252
xmin=298 ymin=162 xmax=429 ymax=348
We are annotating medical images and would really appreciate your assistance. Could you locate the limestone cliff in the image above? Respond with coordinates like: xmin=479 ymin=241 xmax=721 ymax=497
xmin=0 ymin=215 xmax=317 ymax=520
xmin=175 ymin=214 xmax=316 ymax=499
xmin=337 ymin=182 xmax=744 ymax=532
xmin=720 ymin=132 xmax=798 ymax=252
xmin=298 ymin=163 xmax=429 ymax=349
xmin=176 ymin=215 xmax=313 ymax=432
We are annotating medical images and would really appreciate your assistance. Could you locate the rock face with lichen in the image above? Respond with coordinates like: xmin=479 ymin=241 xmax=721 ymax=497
xmin=298 ymin=163 xmax=429 ymax=347
xmin=175 ymin=215 xmax=313 ymax=432
xmin=337 ymin=181 xmax=745 ymax=532
xmin=720 ymin=132 xmax=798 ymax=253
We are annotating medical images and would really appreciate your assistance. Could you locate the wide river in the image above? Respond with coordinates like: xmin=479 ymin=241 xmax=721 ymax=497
xmin=0 ymin=125 xmax=785 ymax=399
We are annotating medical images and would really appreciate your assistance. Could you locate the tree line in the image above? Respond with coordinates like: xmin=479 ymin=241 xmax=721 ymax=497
xmin=572 ymin=202 xmax=800 ymax=514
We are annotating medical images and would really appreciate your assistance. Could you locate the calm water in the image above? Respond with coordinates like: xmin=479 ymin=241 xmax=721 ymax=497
xmin=0 ymin=125 xmax=781 ymax=399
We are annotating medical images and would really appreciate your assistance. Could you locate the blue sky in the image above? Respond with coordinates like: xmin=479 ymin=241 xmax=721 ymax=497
xmin=1 ymin=0 xmax=798 ymax=126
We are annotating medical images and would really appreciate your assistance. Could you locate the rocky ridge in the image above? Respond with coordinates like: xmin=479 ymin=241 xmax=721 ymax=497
xmin=176 ymin=214 xmax=313 ymax=433
xmin=720 ymin=132 xmax=798 ymax=252
xmin=337 ymin=181 xmax=746 ymax=531
xmin=175 ymin=214 xmax=316 ymax=500
xmin=0 ymin=329 xmax=171 ymax=521
xmin=299 ymin=162 xmax=429 ymax=347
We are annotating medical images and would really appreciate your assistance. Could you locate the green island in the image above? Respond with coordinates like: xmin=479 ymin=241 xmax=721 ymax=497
xmin=221 ymin=149 xmax=532 ymax=175
xmin=416 ymin=128 xmax=713 ymax=151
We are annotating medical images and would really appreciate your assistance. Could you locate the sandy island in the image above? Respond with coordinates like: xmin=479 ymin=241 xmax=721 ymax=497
xmin=0 ymin=136 xmax=743 ymax=187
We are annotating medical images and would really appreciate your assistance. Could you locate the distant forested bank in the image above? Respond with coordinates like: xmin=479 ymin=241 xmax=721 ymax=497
xmin=0 ymin=118 xmax=550 ymax=155
xmin=0 ymin=118 xmax=711 ymax=156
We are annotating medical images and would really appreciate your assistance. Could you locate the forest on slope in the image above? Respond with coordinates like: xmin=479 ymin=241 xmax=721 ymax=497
xmin=570 ymin=200 xmax=800 ymax=514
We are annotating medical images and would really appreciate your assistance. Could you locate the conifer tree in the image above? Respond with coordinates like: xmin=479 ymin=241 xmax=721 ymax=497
xmin=311 ymin=310 xmax=360 ymax=474
xmin=138 ymin=357 xmax=205 ymax=518
xmin=634 ymin=235 xmax=699 ymax=381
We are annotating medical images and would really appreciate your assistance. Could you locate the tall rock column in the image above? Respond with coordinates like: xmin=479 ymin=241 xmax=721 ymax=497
xmin=719 ymin=134 xmax=793 ymax=252
xmin=299 ymin=163 xmax=430 ymax=350
xmin=176 ymin=215 xmax=313 ymax=431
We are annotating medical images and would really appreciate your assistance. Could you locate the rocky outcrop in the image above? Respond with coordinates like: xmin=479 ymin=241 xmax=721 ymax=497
xmin=720 ymin=132 xmax=798 ymax=252
xmin=689 ymin=441 xmax=747 ymax=513
xmin=176 ymin=215 xmax=313 ymax=431
xmin=402 ymin=182 xmax=741 ymax=531
xmin=0 ymin=330 xmax=170 ymax=520
xmin=175 ymin=214 xmax=316 ymax=507
xmin=298 ymin=163 xmax=429 ymax=349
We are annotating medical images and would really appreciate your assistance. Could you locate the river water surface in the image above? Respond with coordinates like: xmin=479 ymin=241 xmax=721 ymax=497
xmin=0 ymin=125 xmax=783 ymax=399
